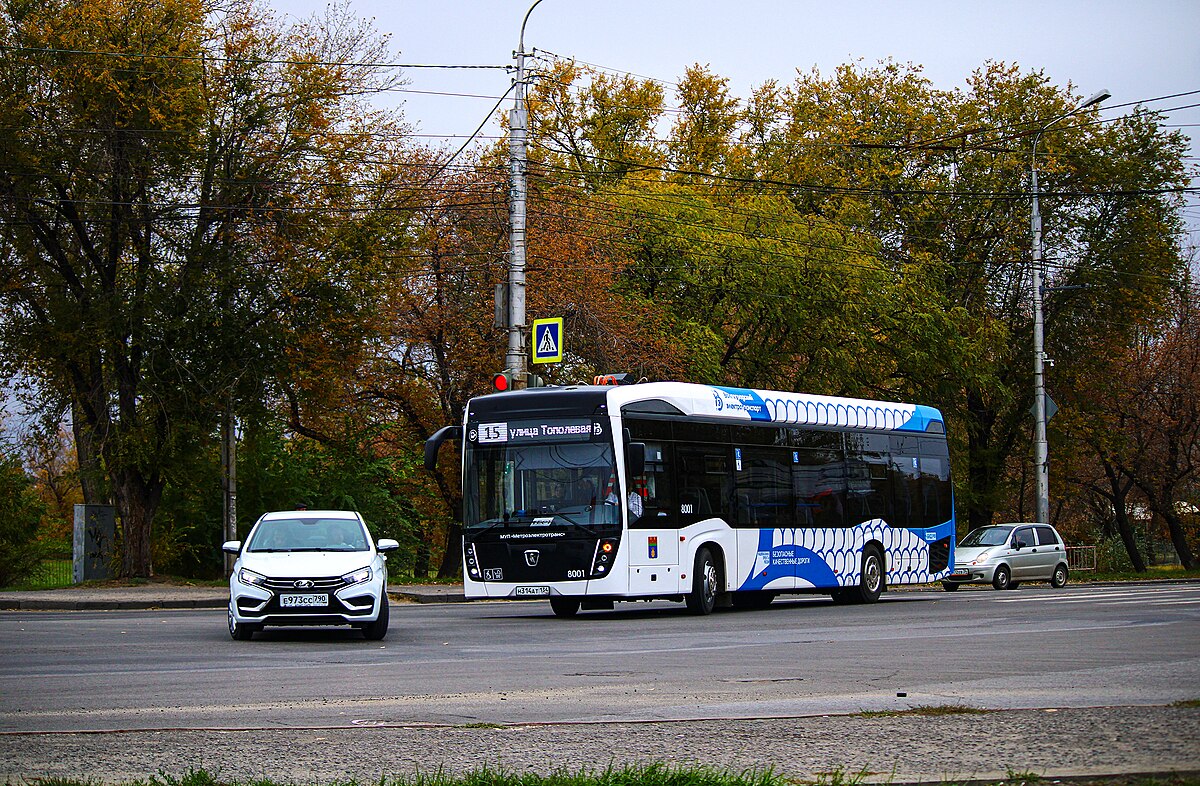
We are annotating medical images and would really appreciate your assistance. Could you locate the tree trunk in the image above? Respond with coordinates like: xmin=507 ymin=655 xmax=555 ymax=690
xmin=436 ymin=518 xmax=463 ymax=579
xmin=1102 ymin=461 xmax=1146 ymax=572
xmin=1160 ymin=508 xmax=1196 ymax=569
xmin=113 ymin=469 xmax=164 ymax=579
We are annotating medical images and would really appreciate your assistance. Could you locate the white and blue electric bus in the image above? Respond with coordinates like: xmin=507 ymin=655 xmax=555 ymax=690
xmin=425 ymin=380 xmax=955 ymax=616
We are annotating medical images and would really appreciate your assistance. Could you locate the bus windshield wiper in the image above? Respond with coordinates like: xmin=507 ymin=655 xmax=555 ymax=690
xmin=551 ymin=511 xmax=604 ymax=537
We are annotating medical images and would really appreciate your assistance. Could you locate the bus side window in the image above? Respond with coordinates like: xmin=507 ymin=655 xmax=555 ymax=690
xmin=918 ymin=436 xmax=953 ymax=526
xmin=889 ymin=435 xmax=922 ymax=528
xmin=632 ymin=441 xmax=675 ymax=528
xmin=793 ymin=446 xmax=847 ymax=529
xmin=675 ymin=446 xmax=729 ymax=525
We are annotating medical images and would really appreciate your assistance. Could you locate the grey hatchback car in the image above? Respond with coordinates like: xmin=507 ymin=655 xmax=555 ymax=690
xmin=944 ymin=523 xmax=1069 ymax=591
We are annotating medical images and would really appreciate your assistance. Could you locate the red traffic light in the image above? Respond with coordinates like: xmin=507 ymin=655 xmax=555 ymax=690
xmin=491 ymin=372 xmax=513 ymax=392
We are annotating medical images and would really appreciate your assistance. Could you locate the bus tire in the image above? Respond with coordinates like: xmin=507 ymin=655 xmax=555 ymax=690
xmin=847 ymin=545 xmax=884 ymax=604
xmin=685 ymin=547 xmax=719 ymax=615
xmin=549 ymin=597 xmax=581 ymax=618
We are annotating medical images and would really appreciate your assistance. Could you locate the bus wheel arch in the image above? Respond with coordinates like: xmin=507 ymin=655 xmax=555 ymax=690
xmin=837 ymin=542 xmax=885 ymax=604
xmin=685 ymin=544 xmax=723 ymax=615
xmin=549 ymin=596 xmax=581 ymax=618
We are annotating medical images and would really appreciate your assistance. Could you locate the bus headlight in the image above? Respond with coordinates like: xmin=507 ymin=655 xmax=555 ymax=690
xmin=591 ymin=538 xmax=619 ymax=577
xmin=465 ymin=543 xmax=481 ymax=580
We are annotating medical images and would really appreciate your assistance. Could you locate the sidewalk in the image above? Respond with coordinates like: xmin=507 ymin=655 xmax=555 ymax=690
xmin=0 ymin=582 xmax=467 ymax=611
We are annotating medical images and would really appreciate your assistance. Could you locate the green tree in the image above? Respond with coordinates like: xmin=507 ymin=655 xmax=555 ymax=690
xmin=0 ymin=452 xmax=50 ymax=587
xmin=0 ymin=0 xmax=407 ymax=576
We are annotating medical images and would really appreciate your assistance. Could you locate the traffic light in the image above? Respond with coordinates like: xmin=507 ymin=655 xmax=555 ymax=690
xmin=491 ymin=372 xmax=513 ymax=392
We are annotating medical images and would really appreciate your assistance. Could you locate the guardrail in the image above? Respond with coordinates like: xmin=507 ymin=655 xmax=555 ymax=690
xmin=1067 ymin=545 xmax=1097 ymax=571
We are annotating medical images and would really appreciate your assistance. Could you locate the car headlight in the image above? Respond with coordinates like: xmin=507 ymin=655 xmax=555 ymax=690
xmin=342 ymin=566 xmax=372 ymax=585
xmin=238 ymin=568 xmax=268 ymax=587
xmin=972 ymin=551 xmax=992 ymax=564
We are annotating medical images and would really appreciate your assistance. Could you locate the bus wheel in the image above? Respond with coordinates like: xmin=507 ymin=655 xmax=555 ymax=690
xmin=685 ymin=547 xmax=719 ymax=615
xmin=848 ymin=545 xmax=884 ymax=604
xmin=549 ymin=597 xmax=581 ymax=618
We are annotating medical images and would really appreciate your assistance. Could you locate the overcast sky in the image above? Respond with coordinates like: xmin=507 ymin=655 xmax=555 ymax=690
xmin=276 ymin=0 xmax=1199 ymax=235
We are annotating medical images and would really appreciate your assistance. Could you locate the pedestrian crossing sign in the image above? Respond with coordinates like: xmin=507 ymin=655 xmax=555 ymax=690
xmin=532 ymin=317 xmax=564 ymax=364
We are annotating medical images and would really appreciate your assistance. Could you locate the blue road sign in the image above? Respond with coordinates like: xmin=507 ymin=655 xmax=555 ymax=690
xmin=532 ymin=317 xmax=563 ymax=364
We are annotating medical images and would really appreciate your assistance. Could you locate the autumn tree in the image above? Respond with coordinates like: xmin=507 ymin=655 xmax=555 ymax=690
xmin=0 ymin=0 xmax=407 ymax=576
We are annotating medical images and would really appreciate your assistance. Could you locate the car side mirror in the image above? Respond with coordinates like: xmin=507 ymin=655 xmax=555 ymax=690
xmin=1013 ymin=540 xmax=1025 ymax=550
xmin=376 ymin=538 xmax=401 ymax=553
xmin=221 ymin=540 xmax=242 ymax=555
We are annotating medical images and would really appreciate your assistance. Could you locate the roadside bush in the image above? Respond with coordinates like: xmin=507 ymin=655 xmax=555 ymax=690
xmin=1095 ymin=536 xmax=1136 ymax=573
xmin=0 ymin=453 xmax=51 ymax=586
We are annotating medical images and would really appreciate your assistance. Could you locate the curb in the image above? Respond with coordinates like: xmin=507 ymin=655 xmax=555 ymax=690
xmin=0 ymin=598 xmax=229 ymax=611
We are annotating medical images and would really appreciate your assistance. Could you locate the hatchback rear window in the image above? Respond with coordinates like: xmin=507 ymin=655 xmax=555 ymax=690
xmin=1035 ymin=526 xmax=1060 ymax=546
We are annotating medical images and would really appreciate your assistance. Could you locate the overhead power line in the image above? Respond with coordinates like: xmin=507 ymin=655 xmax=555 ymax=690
xmin=0 ymin=44 xmax=508 ymax=71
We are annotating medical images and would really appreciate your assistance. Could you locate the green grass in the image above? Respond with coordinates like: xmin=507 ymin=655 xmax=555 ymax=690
xmin=1 ymin=559 xmax=73 ymax=591
xmin=1170 ymin=698 xmax=1200 ymax=708
xmin=117 ymin=766 xmax=784 ymax=786
xmin=1085 ymin=566 xmax=1200 ymax=582
xmin=12 ymin=767 xmax=1200 ymax=786
xmin=852 ymin=704 xmax=990 ymax=719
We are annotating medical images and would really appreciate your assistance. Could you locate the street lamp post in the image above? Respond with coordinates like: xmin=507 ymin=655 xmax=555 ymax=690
xmin=1030 ymin=88 xmax=1110 ymax=524
xmin=505 ymin=0 xmax=545 ymax=388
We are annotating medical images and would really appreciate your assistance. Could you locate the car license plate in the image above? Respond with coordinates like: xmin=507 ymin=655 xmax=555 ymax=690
xmin=950 ymin=570 xmax=969 ymax=578
xmin=280 ymin=593 xmax=328 ymax=608
xmin=514 ymin=586 xmax=550 ymax=597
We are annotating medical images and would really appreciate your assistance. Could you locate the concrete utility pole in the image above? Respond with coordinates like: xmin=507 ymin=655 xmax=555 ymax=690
xmin=1030 ymin=87 xmax=1109 ymax=524
xmin=505 ymin=0 xmax=545 ymax=388
xmin=221 ymin=395 xmax=237 ymax=576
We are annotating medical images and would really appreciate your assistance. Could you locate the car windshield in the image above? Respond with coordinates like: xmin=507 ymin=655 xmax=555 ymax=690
xmin=465 ymin=440 xmax=619 ymax=529
xmin=246 ymin=517 xmax=369 ymax=552
xmin=959 ymin=526 xmax=1014 ymax=547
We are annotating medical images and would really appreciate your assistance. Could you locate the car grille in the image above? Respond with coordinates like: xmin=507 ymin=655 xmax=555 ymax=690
xmin=261 ymin=575 xmax=349 ymax=592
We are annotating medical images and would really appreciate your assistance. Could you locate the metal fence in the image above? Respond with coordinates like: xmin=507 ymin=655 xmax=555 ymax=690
xmin=1066 ymin=545 xmax=1097 ymax=572
xmin=27 ymin=556 xmax=74 ymax=589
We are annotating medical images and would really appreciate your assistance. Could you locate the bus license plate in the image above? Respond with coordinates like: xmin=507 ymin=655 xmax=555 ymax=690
xmin=514 ymin=586 xmax=550 ymax=597
xmin=280 ymin=593 xmax=328 ymax=608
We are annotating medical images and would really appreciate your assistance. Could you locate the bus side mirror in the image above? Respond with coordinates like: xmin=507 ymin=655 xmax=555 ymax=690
xmin=424 ymin=425 xmax=463 ymax=471
xmin=626 ymin=442 xmax=646 ymax=478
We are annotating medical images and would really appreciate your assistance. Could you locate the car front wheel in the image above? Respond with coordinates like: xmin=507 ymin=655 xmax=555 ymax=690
xmin=991 ymin=565 xmax=1011 ymax=591
xmin=362 ymin=597 xmax=389 ymax=640
xmin=228 ymin=608 xmax=257 ymax=641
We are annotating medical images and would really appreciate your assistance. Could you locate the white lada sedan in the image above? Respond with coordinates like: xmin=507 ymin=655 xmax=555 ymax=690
xmin=222 ymin=510 xmax=399 ymax=640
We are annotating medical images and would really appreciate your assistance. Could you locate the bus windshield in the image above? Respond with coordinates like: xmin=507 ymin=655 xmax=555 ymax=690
xmin=465 ymin=440 xmax=620 ymax=529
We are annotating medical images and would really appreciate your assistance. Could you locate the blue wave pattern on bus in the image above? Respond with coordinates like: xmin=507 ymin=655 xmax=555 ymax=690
xmin=713 ymin=386 xmax=940 ymax=432
xmin=738 ymin=519 xmax=954 ymax=591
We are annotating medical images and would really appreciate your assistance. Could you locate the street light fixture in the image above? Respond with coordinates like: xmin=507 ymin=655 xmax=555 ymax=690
xmin=1030 ymin=88 xmax=1110 ymax=524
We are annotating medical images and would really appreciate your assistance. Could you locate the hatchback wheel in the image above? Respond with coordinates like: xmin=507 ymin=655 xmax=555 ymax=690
xmin=1051 ymin=564 xmax=1069 ymax=588
xmin=991 ymin=565 xmax=1011 ymax=591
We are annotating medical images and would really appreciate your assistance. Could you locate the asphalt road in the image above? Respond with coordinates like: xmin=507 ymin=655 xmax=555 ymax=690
xmin=2 ymin=583 xmax=1199 ymax=782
